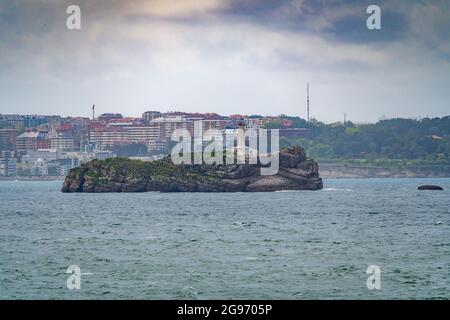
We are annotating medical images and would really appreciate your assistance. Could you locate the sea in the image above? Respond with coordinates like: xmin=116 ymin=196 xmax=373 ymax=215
xmin=0 ymin=178 xmax=449 ymax=299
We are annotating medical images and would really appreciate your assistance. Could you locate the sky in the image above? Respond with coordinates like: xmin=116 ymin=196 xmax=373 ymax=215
xmin=0 ymin=0 xmax=449 ymax=123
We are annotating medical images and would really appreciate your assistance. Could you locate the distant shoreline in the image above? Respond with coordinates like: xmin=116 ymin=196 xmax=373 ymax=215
xmin=0 ymin=176 xmax=64 ymax=181
xmin=2 ymin=174 xmax=450 ymax=182
xmin=2 ymin=164 xmax=450 ymax=181
xmin=319 ymin=163 xmax=450 ymax=179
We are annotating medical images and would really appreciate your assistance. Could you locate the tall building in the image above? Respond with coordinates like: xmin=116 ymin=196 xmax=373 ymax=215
xmin=89 ymin=124 xmax=161 ymax=149
xmin=199 ymin=119 xmax=228 ymax=131
xmin=0 ymin=128 xmax=17 ymax=151
xmin=0 ymin=151 xmax=17 ymax=176
xmin=82 ymin=114 xmax=232 ymax=153
xmin=49 ymin=132 xmax=75 ymax=151
xmin=150 ymin=116 xmax=194 ymax=139
xmin=88 ymin=126 xmax=128 ymax=149
xmin=126 ymin=125 xmax=160 ymax=144
xmin=16 ymin=131 xmax=50 ymax=153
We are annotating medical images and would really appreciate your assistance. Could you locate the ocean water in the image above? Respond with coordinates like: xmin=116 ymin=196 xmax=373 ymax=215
xmin=0 ymin=178 xmax=449 ymax=300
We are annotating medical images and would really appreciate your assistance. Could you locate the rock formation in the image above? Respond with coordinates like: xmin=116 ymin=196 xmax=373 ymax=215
xmin=62 ymin=145 xmax=323 ymax=193
xmin=418 ymin=185 xmax=444 ymax=190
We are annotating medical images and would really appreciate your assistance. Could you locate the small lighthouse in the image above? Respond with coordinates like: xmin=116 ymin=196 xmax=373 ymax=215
xmin=236 ymin=118 xmax=246 ymax=163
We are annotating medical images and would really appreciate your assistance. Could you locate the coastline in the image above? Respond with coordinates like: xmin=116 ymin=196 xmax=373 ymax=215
xmin=0 ymin=176 xmax=64 ymax=181
xmin=61 ymin=146 xmax=323 ymax=193
xmin=319 ymin=163 xmax=450 ymax=179
xmin=3 ymin=163 xmax=450 ymax=182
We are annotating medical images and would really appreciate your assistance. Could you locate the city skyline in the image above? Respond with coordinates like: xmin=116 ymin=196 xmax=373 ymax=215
xmin=1 ymin=97 xmax=448 ymax=124
xmin=2 ymin=108 xmax=449 ymax=124
xmin=1 ymin=1 xmax=450 ymax=122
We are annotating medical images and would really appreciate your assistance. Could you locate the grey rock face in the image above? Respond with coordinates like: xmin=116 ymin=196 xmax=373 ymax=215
xmin=62 ymin=145 xmax=323 ymax=193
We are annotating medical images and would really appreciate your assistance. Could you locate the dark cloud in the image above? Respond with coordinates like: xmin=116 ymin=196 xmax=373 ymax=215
xmin=0 ymin=0 xmax=449 ymax=121
xmin=322 ymin=9 xmax=408 ymax=43
xmin=216 ymin=0 xmax=411 ymax=44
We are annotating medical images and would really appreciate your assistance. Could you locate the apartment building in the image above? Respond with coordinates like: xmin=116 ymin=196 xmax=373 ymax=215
xmin=49 ymin=132 xmax=75 ymax=151
xmin=126 ymin=125 xmax=160 ymax=144
xmin=0 ymin=128 xmax=17 ymax=151
xmin=0 ymin=115 xmax=53 ymax=129
xmin=142 ymin=111 xmax=162 ymax=122
xmin=89 ymin=126 xmax=128 ymax=149
xmin=0 ymin=151 xmax=17 ymax=176
xmin=89 ymin=124 xmax=161 ymax=149
xmin=150 ymin=116 xmax=194 ymax=139
xmin=21 ymin=149 xmax=60 ymax=164
xmin=88 ymin=115 xmax=230 ymax=152
xmin=148 ymin=138 xmax=167 ymax=152
xmin=16 ymin=131 xmax=50 ymax=153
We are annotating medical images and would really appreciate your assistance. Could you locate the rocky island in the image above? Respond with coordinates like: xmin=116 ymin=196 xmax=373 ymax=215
xmin=61 ymin=145 xmax=323 ymax=193
xmin=418 ymin=185 xmax=444 ymax=191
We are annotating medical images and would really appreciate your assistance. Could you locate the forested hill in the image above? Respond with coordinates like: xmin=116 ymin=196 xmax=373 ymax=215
xmin=269 ymin=116 xmax=450 ymax=164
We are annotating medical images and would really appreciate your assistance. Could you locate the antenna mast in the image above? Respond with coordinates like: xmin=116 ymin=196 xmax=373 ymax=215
xmin=307 ymin=83 xmax=310 ymax=122
xmin=92 ymin=104 xmax=95 ymax=120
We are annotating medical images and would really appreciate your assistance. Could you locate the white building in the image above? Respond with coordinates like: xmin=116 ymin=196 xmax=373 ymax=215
xmin=21 ymin=149 xmax=60 ymax=164
xmin=49 ymin=132 xmax=75 ymax=151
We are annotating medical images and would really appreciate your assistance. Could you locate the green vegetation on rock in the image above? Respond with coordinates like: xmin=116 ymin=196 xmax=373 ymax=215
xmin=62 ymin=146 xmax=323 ymax=193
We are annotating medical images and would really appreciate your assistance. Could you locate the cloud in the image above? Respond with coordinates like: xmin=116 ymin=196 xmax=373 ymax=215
xmin=129 ymin=0 xmax=228 ymax=17
xmin=0 ymin=0 xmax=449 ymax=121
